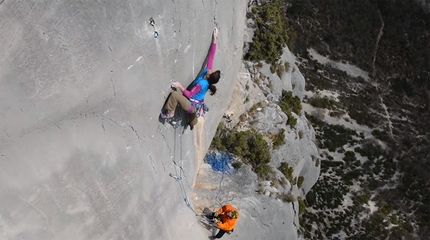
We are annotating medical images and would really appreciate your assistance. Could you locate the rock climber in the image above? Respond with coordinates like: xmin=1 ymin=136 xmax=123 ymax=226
xmin=161 ymin=28 xmax=221 ymax=129
xmin=209 ymin=205 xmax=239 ymax=239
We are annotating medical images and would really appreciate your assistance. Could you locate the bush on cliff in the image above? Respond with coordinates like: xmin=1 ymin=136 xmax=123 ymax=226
xmin=245 ymin=0 xmax=294 ymax=65
xmin=210 ymin=124 xmax=272 ymax=179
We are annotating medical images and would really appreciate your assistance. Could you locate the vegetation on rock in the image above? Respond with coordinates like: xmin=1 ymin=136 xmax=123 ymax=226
xmin=278 ymin=90 xmax=301 ymax=127
xmin=271 ymin=128 xmax=286 ymax=149
xmin=210 ymin=124 xmax=273 ymax=180
xmin=245 ymin=0 xmax=294 ymax=65
xmin=278 ymin=162 xmax=294 ymax=183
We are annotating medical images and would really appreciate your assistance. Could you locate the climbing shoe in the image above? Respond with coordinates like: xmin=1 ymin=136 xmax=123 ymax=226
xmin=160 ymin=111 xmax=174 ymax=119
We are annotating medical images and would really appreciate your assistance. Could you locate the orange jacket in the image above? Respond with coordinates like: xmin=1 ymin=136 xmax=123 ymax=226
xmin=215 ymin=205 xmax=239 ymax=231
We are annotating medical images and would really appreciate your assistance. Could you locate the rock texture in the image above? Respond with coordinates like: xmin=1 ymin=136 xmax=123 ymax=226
xmin=0 ymin=1 xmax=247 ymax=239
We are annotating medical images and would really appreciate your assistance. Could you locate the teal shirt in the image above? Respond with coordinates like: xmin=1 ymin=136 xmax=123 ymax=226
xmin=191 ymin=68 xmax=209 ymax=101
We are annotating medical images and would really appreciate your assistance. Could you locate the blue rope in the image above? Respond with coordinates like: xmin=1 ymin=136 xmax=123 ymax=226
xmin=205 ymin=152 xmax=233 ymax=207
xmin=205 ymin=152 xmax=232 ymax=173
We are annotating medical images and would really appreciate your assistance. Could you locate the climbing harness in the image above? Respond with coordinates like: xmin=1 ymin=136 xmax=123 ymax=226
xmin=169 ymin=119 xmax=197 ymax=214
xmin=190 ymin=98 xmax=209 ymax=118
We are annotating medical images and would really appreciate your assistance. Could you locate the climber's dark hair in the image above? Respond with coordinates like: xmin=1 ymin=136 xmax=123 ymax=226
xmin=208 ymin=70 xmax=220 ymax=95
xmin=209 ymin=84 xmax=217 ymax=95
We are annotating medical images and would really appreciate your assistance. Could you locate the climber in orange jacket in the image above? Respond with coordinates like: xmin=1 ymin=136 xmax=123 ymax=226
xmin=209 ymin=205 xmax=239 ymax=239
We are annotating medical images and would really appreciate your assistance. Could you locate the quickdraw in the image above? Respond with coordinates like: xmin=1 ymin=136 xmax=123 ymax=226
xmin=190 ymin=99 xmax=209 ymax=118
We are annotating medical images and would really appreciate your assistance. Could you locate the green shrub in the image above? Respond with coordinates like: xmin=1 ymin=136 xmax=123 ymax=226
xmin=380 ymin=204 xmax=392 ymax=215
xmin=245 ymin=0 xmax=294 ymax=64
xmin=270 ymin=64 xmax=276 ymax=74
xmin=280 ymin=90 xmax=302 ymax=114
xmin=307 ymin=113 xmax=358 ymax=152
xmin=292 ymin=177 xmax=298 ymax=185
xmin=343 ymin=151 xmax=356 ymax=163
xmin=210 ymin=125 xmax=271 ymax=179
xmin=286 ymin=111 xmax=298 ymax=127
xmin=391 ymin=77 xmax=414 ymax=96
xmin=272 ymin=128 xmax=286 ymax=149
xmin=255 ymin=164 xmax=276 ymax=180
xmin=308 ymin=96 xmax=338 ymax=109
xmin=298 ymin=197 xmax=307 ymax=215
xmin=278 ymin=162 xmax=294 ymax=182
xmin=297 ymin=176 xmax=305 ymax=188
xmin=355 ymin=141 xmax=384 ymax=161
xmin=371 ymin=129 xmax=392 ymax=143
xmin=232 ymin=161 xmax=242 ymax=169
xmin=278 ymin=90 xmax=302 ymax=128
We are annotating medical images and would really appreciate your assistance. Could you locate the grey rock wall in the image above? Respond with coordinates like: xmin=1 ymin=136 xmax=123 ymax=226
xmin=0 ymin=1 xmax=247 ymax=239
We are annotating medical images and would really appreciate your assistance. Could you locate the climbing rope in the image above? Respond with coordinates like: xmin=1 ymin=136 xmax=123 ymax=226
xmin=215 ymin=170 xmax=225 ymax=207
xmin=169 ymin=119 xmax=197 ymax=214
xmin=206 ymin=152 xmax=232 ymax=207
xmin=169 ymin=128 xmax=232 ymax=213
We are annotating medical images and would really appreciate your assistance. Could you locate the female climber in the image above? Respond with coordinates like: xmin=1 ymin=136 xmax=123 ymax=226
xmin=161 ymin=28 xmax=220 ymax=129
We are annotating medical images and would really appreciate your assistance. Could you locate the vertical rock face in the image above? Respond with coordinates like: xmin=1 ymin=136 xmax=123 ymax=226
xmin=0 ymin=1 xmax=247 ymax=239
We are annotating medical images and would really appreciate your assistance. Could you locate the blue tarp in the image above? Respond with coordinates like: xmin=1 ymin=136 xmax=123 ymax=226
xmin=205 ymin=152 xmax=232 ymax=173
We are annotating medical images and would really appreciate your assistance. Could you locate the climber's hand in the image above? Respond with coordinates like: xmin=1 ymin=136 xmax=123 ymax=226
xmin=172 ymin=82 xmax=182 ymax=89
xmin=213 ymin=28 xmax=218 ymax=38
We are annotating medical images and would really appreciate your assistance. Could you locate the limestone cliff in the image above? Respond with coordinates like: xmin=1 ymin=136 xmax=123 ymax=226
xmin=0 ymin=1 xmax=247 ymax=239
